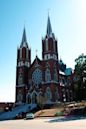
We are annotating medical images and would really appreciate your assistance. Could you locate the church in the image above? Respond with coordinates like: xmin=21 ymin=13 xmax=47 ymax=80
xmin=15 ymin=16 xmax=73 ymax=105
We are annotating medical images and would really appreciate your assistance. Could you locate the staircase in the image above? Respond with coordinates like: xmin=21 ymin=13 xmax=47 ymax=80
xmin=0 ymin=103 xmax=37 ymax=120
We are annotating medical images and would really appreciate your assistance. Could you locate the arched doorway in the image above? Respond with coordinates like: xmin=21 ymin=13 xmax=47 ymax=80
xmin=31 ymin=91 xmax=37 ymax=103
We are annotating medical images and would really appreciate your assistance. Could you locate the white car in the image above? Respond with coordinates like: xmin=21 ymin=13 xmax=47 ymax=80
xmin=25 ymin=113 xmax=34 ymax=119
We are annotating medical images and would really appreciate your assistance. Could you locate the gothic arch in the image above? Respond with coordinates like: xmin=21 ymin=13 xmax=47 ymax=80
xmin=38 ymin=91 xmax=42 ymax=96
xmin=45 ymin=62 xmax=50 ymax=68
xmin=54 ymin=68 xmax=58 ymax=81
xmin=26 ymin=93 xmax=31 ymax=104
xmin=17 ymin=91 xmax=23 ymax=103
xmin=45 ymin=62 xmax=51 ymax=82
xmin=45 ymin=38 xmax=48 ymax=51
xmin=31 ymin=91 xmax=38 ymax=103
xmin=45 ymin=87 xmax=52 ymax=101
xmin=55 ymin=87 xmax=59 ymax=101
xmin=18 ymin=73 xmax=23 ymax=85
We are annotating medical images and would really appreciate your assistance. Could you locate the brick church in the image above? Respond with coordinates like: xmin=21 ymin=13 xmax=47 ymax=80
xmin=15 ymin=16 xmax=73 ymax=105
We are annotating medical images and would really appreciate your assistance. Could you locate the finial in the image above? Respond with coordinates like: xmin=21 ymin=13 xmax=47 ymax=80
xmin=48 ymin=8 xmax=50 ymax=17
xmin=35 ymin=49 xmax=38 ymax=56
xmin=24 ymin=20 xmax=26 ymax=28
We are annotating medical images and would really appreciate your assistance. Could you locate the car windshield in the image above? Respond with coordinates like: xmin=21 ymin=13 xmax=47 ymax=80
xmin=26 ymin=113 xmax=33 ymax=116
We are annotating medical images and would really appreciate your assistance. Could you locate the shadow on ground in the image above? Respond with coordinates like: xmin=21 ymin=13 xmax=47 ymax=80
xmin=47 ymin=116 xmax=86 ymax=123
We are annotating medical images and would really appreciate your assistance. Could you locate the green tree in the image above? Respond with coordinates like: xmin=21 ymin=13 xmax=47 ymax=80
xmin=37 ymin=95 xmax=46 ymax=113
xmin=74 ymin=53 xmax=86 ymax=101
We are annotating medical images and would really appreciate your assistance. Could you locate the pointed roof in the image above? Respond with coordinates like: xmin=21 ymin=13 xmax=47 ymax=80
xmin=35 ymin=55 xmax=40 ymax=67
xmin=46 ymin=15 xmax=52 ymax=37
xmin=22 ymin=27 xmax=27 ymax=43
xmin=30 ymin=55 xmax=41 ymax=69
xmin=20 ymin=27 xmax=28 ymax=47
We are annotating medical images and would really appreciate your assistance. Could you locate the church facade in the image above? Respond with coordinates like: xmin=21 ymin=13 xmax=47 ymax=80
xmin=15 ymin=16 xmax=73 ymax=105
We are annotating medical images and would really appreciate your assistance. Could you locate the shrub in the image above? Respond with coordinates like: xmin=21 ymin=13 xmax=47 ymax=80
xmin=55 ymin=111 xmax=63 ymax=116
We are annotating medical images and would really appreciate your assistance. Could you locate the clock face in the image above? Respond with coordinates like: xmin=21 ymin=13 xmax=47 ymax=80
xmin=32 ymin=68 xmax=42 ymax=85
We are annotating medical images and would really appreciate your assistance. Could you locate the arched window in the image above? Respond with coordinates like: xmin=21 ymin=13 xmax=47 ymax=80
xmin=18 ymin=73 xmax=23 ymax=85
xmin=46 ymin=39 xmax=48 ymax=51
xmin=45 ymin=87 xmax=52 ymax=101
xmin=54 ymin=68 xmax=58 ymax=81
xmin=17 ymin=91 xmax=23 ymax=103
xmin=55 ymin=87 xmax=59 ymax=101
xmin=45 ymin=63 xmax=51 ymax=82
xmin=45 ymin=68 xmax=51 ymax=82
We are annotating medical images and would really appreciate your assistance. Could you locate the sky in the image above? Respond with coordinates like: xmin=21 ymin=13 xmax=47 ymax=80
xmin=0 ymin=0 xmax=86 ymax=102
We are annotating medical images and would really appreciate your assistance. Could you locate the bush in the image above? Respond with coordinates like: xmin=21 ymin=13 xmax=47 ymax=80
xmin=55 ymin=111 xmax=63 ymax=116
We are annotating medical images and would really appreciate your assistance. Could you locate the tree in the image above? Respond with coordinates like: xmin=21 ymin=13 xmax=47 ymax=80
xmin=37 ymin=95 xmax=46 ymax=113
xmin=74 ymin=53 xmax=86 ymax=101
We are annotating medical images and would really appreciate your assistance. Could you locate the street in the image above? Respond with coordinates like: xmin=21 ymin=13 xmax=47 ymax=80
xmin=0 ymin=118 xmax=86 ymax=129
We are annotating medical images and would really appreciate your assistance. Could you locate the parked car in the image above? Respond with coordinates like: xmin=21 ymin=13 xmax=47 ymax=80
xmin=25 ymin=113 xmax=34 ymax=119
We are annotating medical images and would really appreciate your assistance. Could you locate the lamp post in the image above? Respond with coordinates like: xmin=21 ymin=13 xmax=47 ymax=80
xmin=63 ymin=94 xmax=66 ymax=109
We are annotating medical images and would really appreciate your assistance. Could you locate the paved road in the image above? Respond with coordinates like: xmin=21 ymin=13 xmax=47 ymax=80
xmin=0 ymin=118 xmax=86 ymax=129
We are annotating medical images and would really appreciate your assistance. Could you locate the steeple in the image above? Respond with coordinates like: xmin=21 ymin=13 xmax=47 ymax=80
xmin=42 ymin=15 xmax=58 ymax=61
xmin=20 ymin=27 xmax=28 ymax=47
xmin=46 ymin=15 xmax=52 ymax=37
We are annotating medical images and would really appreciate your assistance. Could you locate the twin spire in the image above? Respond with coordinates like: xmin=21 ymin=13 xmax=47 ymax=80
xmin=46 ymin=15 xmax=53 ymax=37
xmin=22 ymin=27 xmax=27 ymax=43
xmin=20 ymin=15 xmax=53 ymax=47
xmin=20 ymin=27 xmax=28 ymax=48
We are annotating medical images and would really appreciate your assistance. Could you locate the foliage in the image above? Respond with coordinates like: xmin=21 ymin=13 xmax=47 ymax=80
xmin=59 ymin=59 xmax=66 ymax=72
xmin=74 ymin=53 xmax=86 ymax=101
xmin=55 ymin=111 xmax=63 ymax=116
xmin=37 ymin=95 xmax=46 ymax=112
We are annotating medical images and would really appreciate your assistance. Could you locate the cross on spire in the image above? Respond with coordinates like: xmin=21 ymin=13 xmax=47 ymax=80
xmin=35 ymin=49 xmax=38 ymax=56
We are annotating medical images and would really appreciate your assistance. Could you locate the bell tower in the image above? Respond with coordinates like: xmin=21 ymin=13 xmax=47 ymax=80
xmin=42 ymin=15 xmax=58 ymax=61
xmin=15 ymin=27 xmax=31 ymax=104
xmin=42 ymin=15 xmax=60 ymax=102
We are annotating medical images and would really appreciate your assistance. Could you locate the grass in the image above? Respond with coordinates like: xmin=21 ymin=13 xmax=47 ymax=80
xmin=34 ymin=101 xmax=86 ymax=117
xmin=34 ymin=108 xmax=63 ymax=117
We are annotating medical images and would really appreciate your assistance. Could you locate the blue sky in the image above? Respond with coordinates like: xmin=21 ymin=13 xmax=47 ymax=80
xmin=0 ymin=0 xmax=86 ymax=102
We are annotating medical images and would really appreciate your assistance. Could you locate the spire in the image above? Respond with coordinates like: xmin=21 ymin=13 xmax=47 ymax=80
xmin=46 ymin=15 xmax=52 ymax=37
xmin=22 ymin=27 xmax=27 ymax=43
xmin=20 ymin=27 xmax=28 ymax=47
